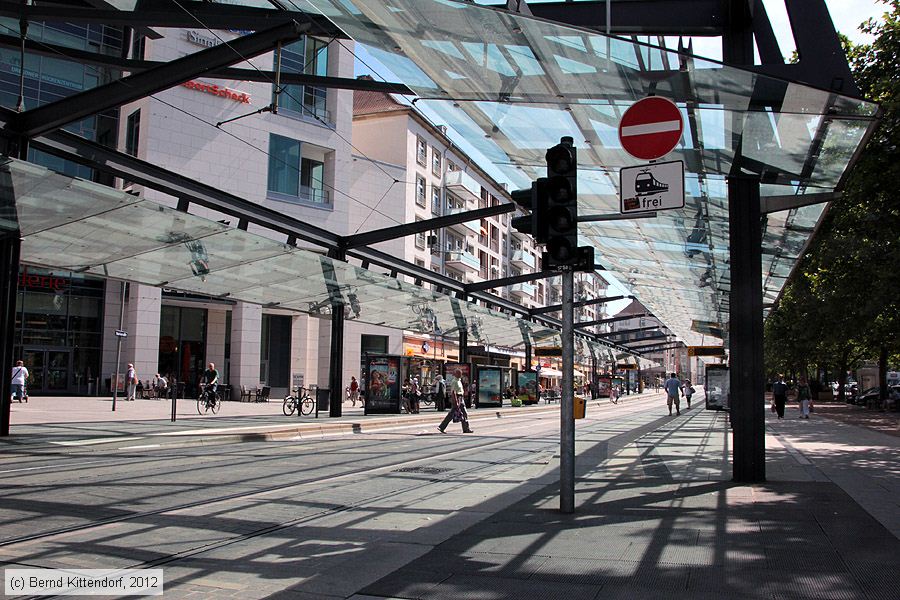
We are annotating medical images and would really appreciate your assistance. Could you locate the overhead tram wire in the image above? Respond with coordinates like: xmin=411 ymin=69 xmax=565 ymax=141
xmin=0 ymin=21 xmax=408 ymax=232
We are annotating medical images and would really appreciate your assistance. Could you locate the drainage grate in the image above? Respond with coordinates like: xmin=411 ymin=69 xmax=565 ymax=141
xmin=393 ymin=466 xmax=450 ymax=474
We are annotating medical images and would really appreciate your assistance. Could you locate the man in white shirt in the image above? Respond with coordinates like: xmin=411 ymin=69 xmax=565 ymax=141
xmin=126 ymin=363 xmax=137 ymax=401
xmin=11 ymin=360 xmax=28 ymax=402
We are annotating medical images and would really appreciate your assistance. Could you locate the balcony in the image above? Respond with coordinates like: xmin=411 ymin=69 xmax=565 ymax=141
xmin=510 ymin=282 xmax=536 ymax=298
xmin=447 ymin=205 xmax=481 ymax=235
xmin=511 ymin=250 xmax=535 ymax=270
xmin=445 ymin=250 xmax=480 ymax=272
xmin=445 ymin=170 xmax=481 ymax=203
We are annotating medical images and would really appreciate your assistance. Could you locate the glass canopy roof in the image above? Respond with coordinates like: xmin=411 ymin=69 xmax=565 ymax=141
xmin=2 ymin=158 xmax=653 ymax=366
xmin=300 ymin=0 xmax=878 ymax=346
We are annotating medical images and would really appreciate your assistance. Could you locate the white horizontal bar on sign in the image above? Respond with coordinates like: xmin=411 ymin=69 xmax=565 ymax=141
xmin=620 ymin=120 xmax=681 ymax=136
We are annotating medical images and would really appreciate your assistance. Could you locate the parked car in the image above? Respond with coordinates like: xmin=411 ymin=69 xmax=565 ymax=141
xmin=854 ymin=385 xmax=900 ymax=409
xmin=852 ymin=386 xmax=880 ymax=406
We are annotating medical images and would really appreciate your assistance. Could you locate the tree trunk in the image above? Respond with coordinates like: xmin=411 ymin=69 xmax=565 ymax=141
xmin=879 ymin=344 xmax=888 ymax=403
xmin=837 ymin=349 xmax=849 ymax=403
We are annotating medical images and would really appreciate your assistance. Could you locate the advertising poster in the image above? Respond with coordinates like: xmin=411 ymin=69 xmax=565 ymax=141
xmin=597 ymin=376 xmax=612 ymax=398
xmin=365 ymin=355 xmax=401 ymax=414
xmin=517 ymin=371 xmax=538 ymax=404
xmin=477 ymin=366 xmax=503 ymax=407
xmin=445 ymin=363 xmax=471 ymax=401
xmin=705 ymin=365 xmax=730 ymax=411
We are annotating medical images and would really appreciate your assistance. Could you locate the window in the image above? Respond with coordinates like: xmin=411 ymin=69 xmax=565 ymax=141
xmin=447 ymin=161 xmax=458 ymax=172
xmin=130 ymin=34 xmax=145 ymax=60
xmin=301 ymin=157 xmax=326 ymax=204
xmin=431 ymin=186 xmax=441 ymax=214
xmin=267 ymin=134 xmax=300 ymax=197
xmin=415 ymin=218 xmax=426 ymax=249
xmin=415 ymin=175 xmax=427 ymax=207
xmin=125 ymin=109 xmax=140 ymax=157
xmin=267 ymin=134 xmax=329 ymax=205
xmin=415 ymin=258 xmax=425 ymax=268
xmin=416 ymin=137 xmax=427 ymax=165
xmin=274 ymin=36 xmax=329 ymax=121
xmin=432 ymin=147 xmax=442 ymax=175
xmin=430 ymin=230 xmax=440 ymax=255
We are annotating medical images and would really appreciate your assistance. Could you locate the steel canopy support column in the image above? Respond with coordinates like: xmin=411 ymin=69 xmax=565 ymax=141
xmin=324 ymin=250 xmax=345 ymax=418
xmin=328 ymin=304 xmax=344 ymax=418
xmin=560 ymin=270 xmax=575 ymax=513
xmin=0 ymin=233 xmax=20 ymax=437
xmin=459 ymin=330 xmax=468 ymax=365
xmin=729 ymin=175 xmax=765 ymax=483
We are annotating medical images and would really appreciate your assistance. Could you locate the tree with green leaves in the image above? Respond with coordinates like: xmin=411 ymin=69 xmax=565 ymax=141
xmin=765 ymin=0 xmax=900 ymax=400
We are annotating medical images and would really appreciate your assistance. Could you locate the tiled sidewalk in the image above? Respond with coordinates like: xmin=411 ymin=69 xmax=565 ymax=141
xmin=355 ymin=407 xmax=900 ymax=600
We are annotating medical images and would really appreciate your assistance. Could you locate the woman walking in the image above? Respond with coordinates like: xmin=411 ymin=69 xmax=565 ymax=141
xmin=796 ymin=376 xmax=812 ymax=419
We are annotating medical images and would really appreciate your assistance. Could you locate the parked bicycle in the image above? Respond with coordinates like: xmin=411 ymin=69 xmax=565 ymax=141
xmin=283 ymin=386 xmax=314 ymax=416
xmin=197 ymin=383 xmax=220 ymax=415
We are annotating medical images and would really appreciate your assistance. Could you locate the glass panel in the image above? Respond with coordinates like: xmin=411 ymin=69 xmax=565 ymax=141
xmin=267 ymin=133 xmax=301 ymax=196
xmin=46 ymin=351 xmax=69 ymax=391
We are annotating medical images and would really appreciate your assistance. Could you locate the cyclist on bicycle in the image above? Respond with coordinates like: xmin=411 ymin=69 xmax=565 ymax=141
xmin=200 ymin=362 xmax=219 ymax=401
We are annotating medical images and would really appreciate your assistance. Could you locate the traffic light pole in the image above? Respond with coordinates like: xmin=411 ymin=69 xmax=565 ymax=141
xmin=560 ymin=269 xmax=575 ymax=514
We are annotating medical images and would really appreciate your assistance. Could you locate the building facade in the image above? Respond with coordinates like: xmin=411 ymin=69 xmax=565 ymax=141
xmin=10 ymin=23 xmax=612 ymax=397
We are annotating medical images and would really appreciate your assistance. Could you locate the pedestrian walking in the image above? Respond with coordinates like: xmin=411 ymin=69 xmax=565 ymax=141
xmin=664 ymin=372 xmax=682 ymax=415
xmin=432 ymin=374 xmax=446 ymax=411
xmin=349 ymin=376 xmax=360 ymax=407
xmin=467 ymin=380 xmax=476 ymax=408
xmin=125 ymin=363 xmax=137 ymax=401
xmin=438 ymin=369 xmax=473 ymax=434
xmin=410 ymin=376 xmax=421 ymax=413
xmin=772 ymin=374 xmax=788 ymax=419
xmin=11 ymin=360 xmax=28 ymax=403
xmin=684 ymin=379 xmax=695 ymax=408
xmin=796 ymin=375 xmax=812 ymax=419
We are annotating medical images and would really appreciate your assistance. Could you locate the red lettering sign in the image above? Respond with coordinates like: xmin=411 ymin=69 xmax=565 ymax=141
xmin=181 ymin=80 xmax=251 ymax=104
xmin=18 ymin=267 xmax=68 ymax=291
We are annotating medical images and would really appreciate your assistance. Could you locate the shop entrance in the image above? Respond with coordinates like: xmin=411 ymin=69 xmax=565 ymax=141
xmin=22 ymin=348 xmax=71 ymax=394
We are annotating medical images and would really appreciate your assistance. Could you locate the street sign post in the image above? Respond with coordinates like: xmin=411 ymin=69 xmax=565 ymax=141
xmin=620 ymin=161 xmax=685 ymax=214
xmin=618 ymin=96 xmax=683 ymax=160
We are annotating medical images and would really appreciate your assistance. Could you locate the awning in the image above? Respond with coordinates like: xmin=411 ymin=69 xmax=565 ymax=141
xmin=303 ymin=0 xmax=879 ymax=347
xmin=0 ymin=157 xmax=573 ymax=350
xmin=539 ymin=368 xmax=563 ymax=378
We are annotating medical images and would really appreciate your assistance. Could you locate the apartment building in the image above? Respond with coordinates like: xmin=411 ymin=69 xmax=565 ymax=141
xmin=608 ymin=299 xmax=687 ymax=383
xmin=353 ymin=89 xmax=549 ymax=369
xmin=351 ymin=88 xmax=610 ymax=372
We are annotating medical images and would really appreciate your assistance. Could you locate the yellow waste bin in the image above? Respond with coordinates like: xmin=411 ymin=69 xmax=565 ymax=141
xmin=574 ymin=395 xmax=586 ymax=419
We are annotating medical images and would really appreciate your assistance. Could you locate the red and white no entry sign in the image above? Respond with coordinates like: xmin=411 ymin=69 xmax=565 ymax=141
xmin=618 ymin=96 xmax=683 ymax=161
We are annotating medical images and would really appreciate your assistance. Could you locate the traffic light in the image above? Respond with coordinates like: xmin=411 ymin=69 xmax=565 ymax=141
xmin=510 ymin=179 xmax=549 ymax=243
xmin=543 ymin=137 xmax=593 ymax=271
xmin=512 ymin=137 xmax=594 ymax=272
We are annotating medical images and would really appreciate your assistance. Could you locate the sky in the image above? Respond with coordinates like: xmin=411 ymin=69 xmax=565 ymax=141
xmin=349 ymin=0 xmax=889 ymax=315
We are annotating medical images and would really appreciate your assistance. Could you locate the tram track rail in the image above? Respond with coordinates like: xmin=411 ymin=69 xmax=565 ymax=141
xmin=2 ymin=395 xmax=665 ymax=600
xmin=2 ymin=397 xmax=658 ymax=551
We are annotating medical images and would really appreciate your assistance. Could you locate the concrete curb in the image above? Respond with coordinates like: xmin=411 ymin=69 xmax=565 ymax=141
xmin=19 ymin=403 xmax=566 ymax=451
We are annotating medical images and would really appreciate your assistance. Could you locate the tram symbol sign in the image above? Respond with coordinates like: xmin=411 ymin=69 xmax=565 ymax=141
xmin=620 ymin=161 xmax=685 ymax=214
xmin=618 ymin=96 xmax=683 ymax=160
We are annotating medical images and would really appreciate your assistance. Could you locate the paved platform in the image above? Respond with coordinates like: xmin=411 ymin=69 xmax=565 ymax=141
xmin=2 ymin=393 xmax=897 ymax=599
xmin=353 ymin=405 xmax=899 ymax=600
